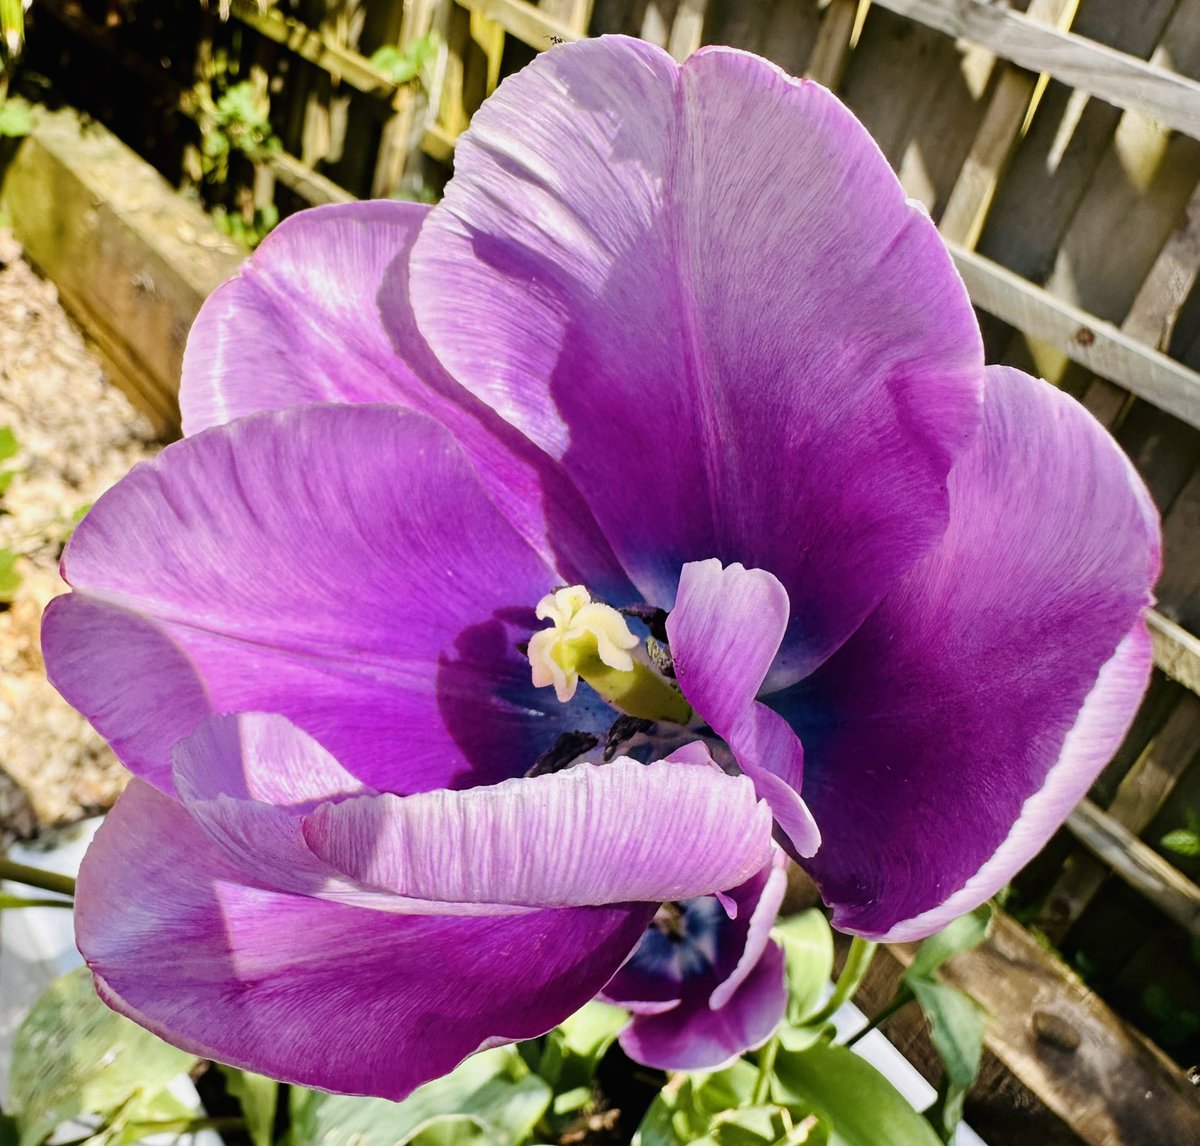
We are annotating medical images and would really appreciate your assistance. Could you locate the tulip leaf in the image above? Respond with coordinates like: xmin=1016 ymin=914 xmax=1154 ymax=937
xmin=7 ymin=968 xmax=198 ymax=1146
xmin=772 ymin=910 xmax=834 ymax=1024
xmin=904 ymin=905 xmax=992 ymax=981
xmin=905 ymin=979 xmax=985 ymax=1090
xmin=217 ymin=1066 xmax=277 ymax=1146
xmin=289 ymin=1048 xmax=551 ymax=1146
xmin=525 ymin=1000 xmax=626 ymax=1093
xmin=772 ymin=1043 xmax=941 ymax=1146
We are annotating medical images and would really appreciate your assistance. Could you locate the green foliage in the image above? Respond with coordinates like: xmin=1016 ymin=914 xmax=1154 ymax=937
xmin=289 ymin=1047 xmax=551 ymax=1146
xmin=773 ymin=910 xmax=835 ymax=1025
xmin=369 ymin=34 xmax=438 ymax=88
xmin=0 ymin=547 xmax=20 ymax=602
xmin=0 ymin=97 xmax=31 ymax=137
xmin=6 ymin=968 xmax=199 ymax=1146
xmin=906 ymin=904 xmax=992 ymax=980
xmin=0 ymin=0 xmax=23 ymax=62
xmin=1160 ymin=810 xmax=1200 ymax=858
xmin=772 ymin=1044 xmax=940 ymax=1146
xmin=902 ymin=904 xmax=992 ymax=1142
xmin=212 ymin=201 xmax=280 ymax=250
xmin=217 ymin=1066 xmax=277 ymax=1146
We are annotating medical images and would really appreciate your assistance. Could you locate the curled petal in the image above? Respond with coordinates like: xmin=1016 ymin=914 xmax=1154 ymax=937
xmin=76 ymin=781 xmax=654 ymax=1100
xmin=780 ymin=366 xmax=1160 ymax=938
xmin=413 ymin=36 xmax=984 ymax=682
xmin=668 ymin=560 xmax=819 ymax=856
xmin=303 ymin=758 xmax=774 ymax=909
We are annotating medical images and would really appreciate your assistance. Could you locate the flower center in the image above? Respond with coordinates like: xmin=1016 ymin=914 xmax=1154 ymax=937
xmin=527 ymin=585 xmax=691 ymax=724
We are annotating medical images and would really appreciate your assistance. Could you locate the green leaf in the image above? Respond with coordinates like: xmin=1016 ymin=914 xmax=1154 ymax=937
xmin=906 ymin=979 xmax=985 ymax=1089
xmin=289 ymin=1047 xmax=551 ymax=1146
xmin=0 ymin=100 xmax=33 ymax=139
xmin=777 ymin=1023 xmax=830 ymax=1053
xmin=1160 ymin=828 xmax=1200 ymax=857
xmin=217 ymin=1066 xmax=277 ymax=1146
xmin=7 ymin=968 xmax=199 ymax=1146
xmin=0 ymin=426 xmax=18 ymax=463
xmin=0 ymin=1113 xmax=18 ymax=1146
xmin=905 ymin=905 xmax=992 ymax=981
xmin=527 ymin=1000 xmax=626 ymax=1092
xmin=634 ymin=1063 xmax=760 ymax=1146
xmin=710 ymin=1105 xmax=784 ymax=1145
xmin=0 ymin=548 xmax=21 ymax=602
xmin=772 ymin=1043 xmax=941 ymax=1146
xmin=773 ymin=911 xmax=834 ymax=1023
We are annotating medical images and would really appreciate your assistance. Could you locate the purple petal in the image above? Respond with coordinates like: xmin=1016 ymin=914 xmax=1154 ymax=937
xmin=780 ymin=366 xmax=1160 ymax=939
xmin=49 ymin=405 xmax=597 ymax=794
xmin=303 ymin=758 xmax=774 ymax=908
xmin=668 ymin=560 xmax=819 ymax=856
xmin=617 ymin=941 xmax=786 ymax=1071
xmin=180 ymin=202 xmax=431 ymax=431
xmin=181 ymin=201 xmax=627 ymax=591
xmin=709 ymin=851 xmax=788 ymax=1009
xmin=77 ymin=780 xmax=654 ymax=1100
xmin=412 ymin=36 xmax=984 ymax=682
xmin=42 ymin=595 xmax=211 ymax=793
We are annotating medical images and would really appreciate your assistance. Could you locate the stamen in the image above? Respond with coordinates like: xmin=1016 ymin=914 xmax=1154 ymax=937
xmin=528 ymin=585 xmax=692 ymax=725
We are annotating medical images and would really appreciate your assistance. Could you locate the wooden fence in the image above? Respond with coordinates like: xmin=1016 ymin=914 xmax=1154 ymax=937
xmin=12 ymin=1 xmax=1200 ymax=1141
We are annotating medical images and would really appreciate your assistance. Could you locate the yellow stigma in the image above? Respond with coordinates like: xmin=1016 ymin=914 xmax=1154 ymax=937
xmin=527 ymin=586 xmax=692 ymax=724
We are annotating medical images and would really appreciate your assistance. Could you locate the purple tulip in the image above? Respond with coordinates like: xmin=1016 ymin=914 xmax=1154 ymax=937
xmin=43 ymin=35 xmax=1158 ymax=1098
xmin=601 ymin=851 xmax=789 ymax=1071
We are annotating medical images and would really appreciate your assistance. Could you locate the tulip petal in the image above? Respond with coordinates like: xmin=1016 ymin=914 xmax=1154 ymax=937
xmin=303 ymin=757 xmax=774 ymax=908
xmin=180 ymin=201 xmax=628 ymax=592
xmin=412 ymin=36 xmax=984 ymax=683
xmin=779 ymin=367 xmax=1160 ymax=939
xmin=50 ymin=405 xmax=605 ymax=794
xmin=668 ymin=560 xmax=819 ymax=856
xmin=77 ymin=780 xmax=654 ymax=1100
xmin=617 ymin=941 xmax=786 ymax=1072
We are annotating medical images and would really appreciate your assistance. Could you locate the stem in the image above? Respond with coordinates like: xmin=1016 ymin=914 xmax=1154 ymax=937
xmin=808 ymin=937 xmax=877 ymax=1026
xmin=0 ymin=858 xmax=77 ymax=898
xmin=845 ymin=989 xmax=914 ymax=1047
xmin=751 ymin=1035 xmax=779 ymax=1105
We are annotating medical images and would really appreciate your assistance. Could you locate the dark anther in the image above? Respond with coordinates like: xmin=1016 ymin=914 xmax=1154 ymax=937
xmin=526 ymin=731 xmax=600 ymax=778
xmin=515 ymin=640 xmax=529 ymax=656
xmin=645 ymin=637 xmax=675 ymax=678
xmin=619 ymin=603 xmax=669 ymax=642
xmin=604 ymin=715 xmax=655 ymax=761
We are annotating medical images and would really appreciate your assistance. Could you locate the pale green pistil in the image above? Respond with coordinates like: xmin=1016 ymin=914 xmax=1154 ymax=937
xmin=528 ymin=586 xmax=691 ymax=725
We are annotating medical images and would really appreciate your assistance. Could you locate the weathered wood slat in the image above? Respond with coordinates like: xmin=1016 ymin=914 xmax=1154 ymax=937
xmin=226 ymin=0 xmax=407 ymax=98
xmin=868 ymin=912 xmax=1200 ymax=1146
xmin=937 ymin=0 xmax=1078 ymax=247
xmin=1148 ymin=605 xmax=1200 ymax=695
xmin=950 ymin=243 xmax=1200 ymax=430
xmin=1066 ymin=798 xmax=1200 ymax=936
xmin=872 ymin=0 xmax=1200 ymax=140
xmin=456 ymin=0 xmax=581 ymax=48
xmin=805 ymin=0 xmax=860 ymax=88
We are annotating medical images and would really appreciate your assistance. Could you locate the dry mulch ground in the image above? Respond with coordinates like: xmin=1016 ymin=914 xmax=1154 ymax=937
xmin=0 ymin=226 xmax=160 ymax=846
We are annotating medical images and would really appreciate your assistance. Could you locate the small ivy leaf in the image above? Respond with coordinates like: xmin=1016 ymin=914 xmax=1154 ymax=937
xmin=0 ymin=426 xmax=18 ymax=462
xmin=772 ymin=910 xmax=834 ymax=1024
xmin=906 ymin=979 xmax=986 ymax=1090
xmin=1160 ymin=828 xmax=1200 ymax=858
xmin=905 ymin=904 xmax=992 ymax=981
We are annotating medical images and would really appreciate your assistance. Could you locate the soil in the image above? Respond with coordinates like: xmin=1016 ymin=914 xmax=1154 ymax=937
xmin=0 ymin=226 xmax=160 ymax=846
